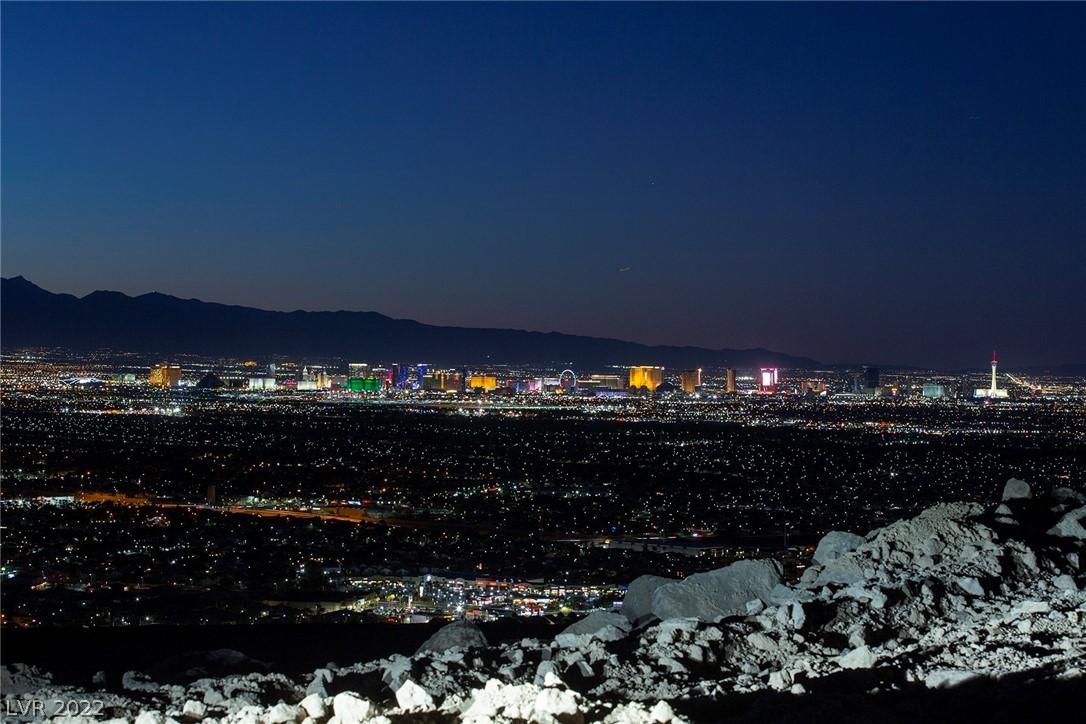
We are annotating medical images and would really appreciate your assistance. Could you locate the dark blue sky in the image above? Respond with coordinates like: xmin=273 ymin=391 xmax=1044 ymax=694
xmin=3 ymin=3 xmax=1083 ymax=369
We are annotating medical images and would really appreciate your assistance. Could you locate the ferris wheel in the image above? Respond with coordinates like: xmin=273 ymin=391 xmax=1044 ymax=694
xmin=559 ymin=369 xmax=577 ymax=389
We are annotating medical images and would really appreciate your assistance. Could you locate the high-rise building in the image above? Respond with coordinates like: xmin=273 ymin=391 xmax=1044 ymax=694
xmin=348 ymin=363 xmax=369 ymax=379
xmin=446 ymin=371 xmax=462 ymax=392
xmin=726 ymin=368 xmax=736 ymax=394
xmin=628 ymin=366 xmax=664 ymax=392
xmin=759 ymin=367 xmax=780 ymax=392
xmin=468 ymin=374 xmax=498 ymax=390
xmin=580 ymin=375 xmax=624 ymax=391
xmin=537 ymin=377 xmax=562 ymax=391
xmin=680 ymin=369 xmax=702 ymax=394
xmin=388 ymin=364 xmax=409 ymax=388
xmin=297 ymin=366 xmax=321 ymax=391
xmin=863 ymin=366 xmax=880 ymax=391
xmin=424 ymin=370 xmax=462 ymax=392
xmin=347 ymin=377 xmax=382 ymax=392
xmin=150 ymin=364 xmax=182 ymax=388
xmin=922 ymin=384 xmax=947 ymax=399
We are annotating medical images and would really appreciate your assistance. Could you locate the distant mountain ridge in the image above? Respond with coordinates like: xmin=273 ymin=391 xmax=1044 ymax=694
xmin=0 ymin=276 xmax=820 ymax=369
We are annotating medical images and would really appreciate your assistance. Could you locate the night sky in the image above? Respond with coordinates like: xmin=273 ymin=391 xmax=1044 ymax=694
xmin=3 ymin=3 xmax=1083 ymax=369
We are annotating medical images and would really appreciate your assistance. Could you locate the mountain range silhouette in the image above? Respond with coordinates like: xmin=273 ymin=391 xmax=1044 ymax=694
xmin=1 ymin=276 xmax=820 ymax=369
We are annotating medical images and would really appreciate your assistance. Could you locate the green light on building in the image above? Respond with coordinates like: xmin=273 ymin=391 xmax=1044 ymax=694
xmin=348 ymin=377 xmax=382 ymax=392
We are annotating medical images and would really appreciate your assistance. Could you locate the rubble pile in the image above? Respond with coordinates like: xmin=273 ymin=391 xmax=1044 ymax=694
xmin=4 ymin=479 xmax=1085 ymax=723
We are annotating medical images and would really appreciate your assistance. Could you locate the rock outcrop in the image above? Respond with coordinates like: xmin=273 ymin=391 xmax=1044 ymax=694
xmin=649 ymin=559 xmax=782 ymax=622
xmin=812 ymin=530 xmax=865 ymax=566
xmin=622 ymin=574 xmax=673 ymax=626
xmin=416 ymin=620 xmax=488 ymax=656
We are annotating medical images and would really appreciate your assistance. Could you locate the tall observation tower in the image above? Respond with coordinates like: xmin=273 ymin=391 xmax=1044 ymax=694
xmin=975 ymin=351 xmax=1009 ymax=399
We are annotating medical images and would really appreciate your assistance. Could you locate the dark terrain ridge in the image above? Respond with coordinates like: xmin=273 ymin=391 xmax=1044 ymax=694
xmin=1 ymin=276 xmax=817 ymax=369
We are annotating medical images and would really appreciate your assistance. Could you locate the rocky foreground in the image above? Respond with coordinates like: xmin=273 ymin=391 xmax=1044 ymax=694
xmin=4 ymin=479 xmax=1086 ymax=723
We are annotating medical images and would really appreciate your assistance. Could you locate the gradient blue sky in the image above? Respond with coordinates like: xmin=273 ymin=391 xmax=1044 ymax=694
xmin=3 ymin=2 xmax=1083 ymax=368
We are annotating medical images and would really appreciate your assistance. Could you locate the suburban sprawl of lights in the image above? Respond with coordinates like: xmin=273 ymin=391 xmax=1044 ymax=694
xmin=1 ymin=349 xmax=1083 ymax=627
